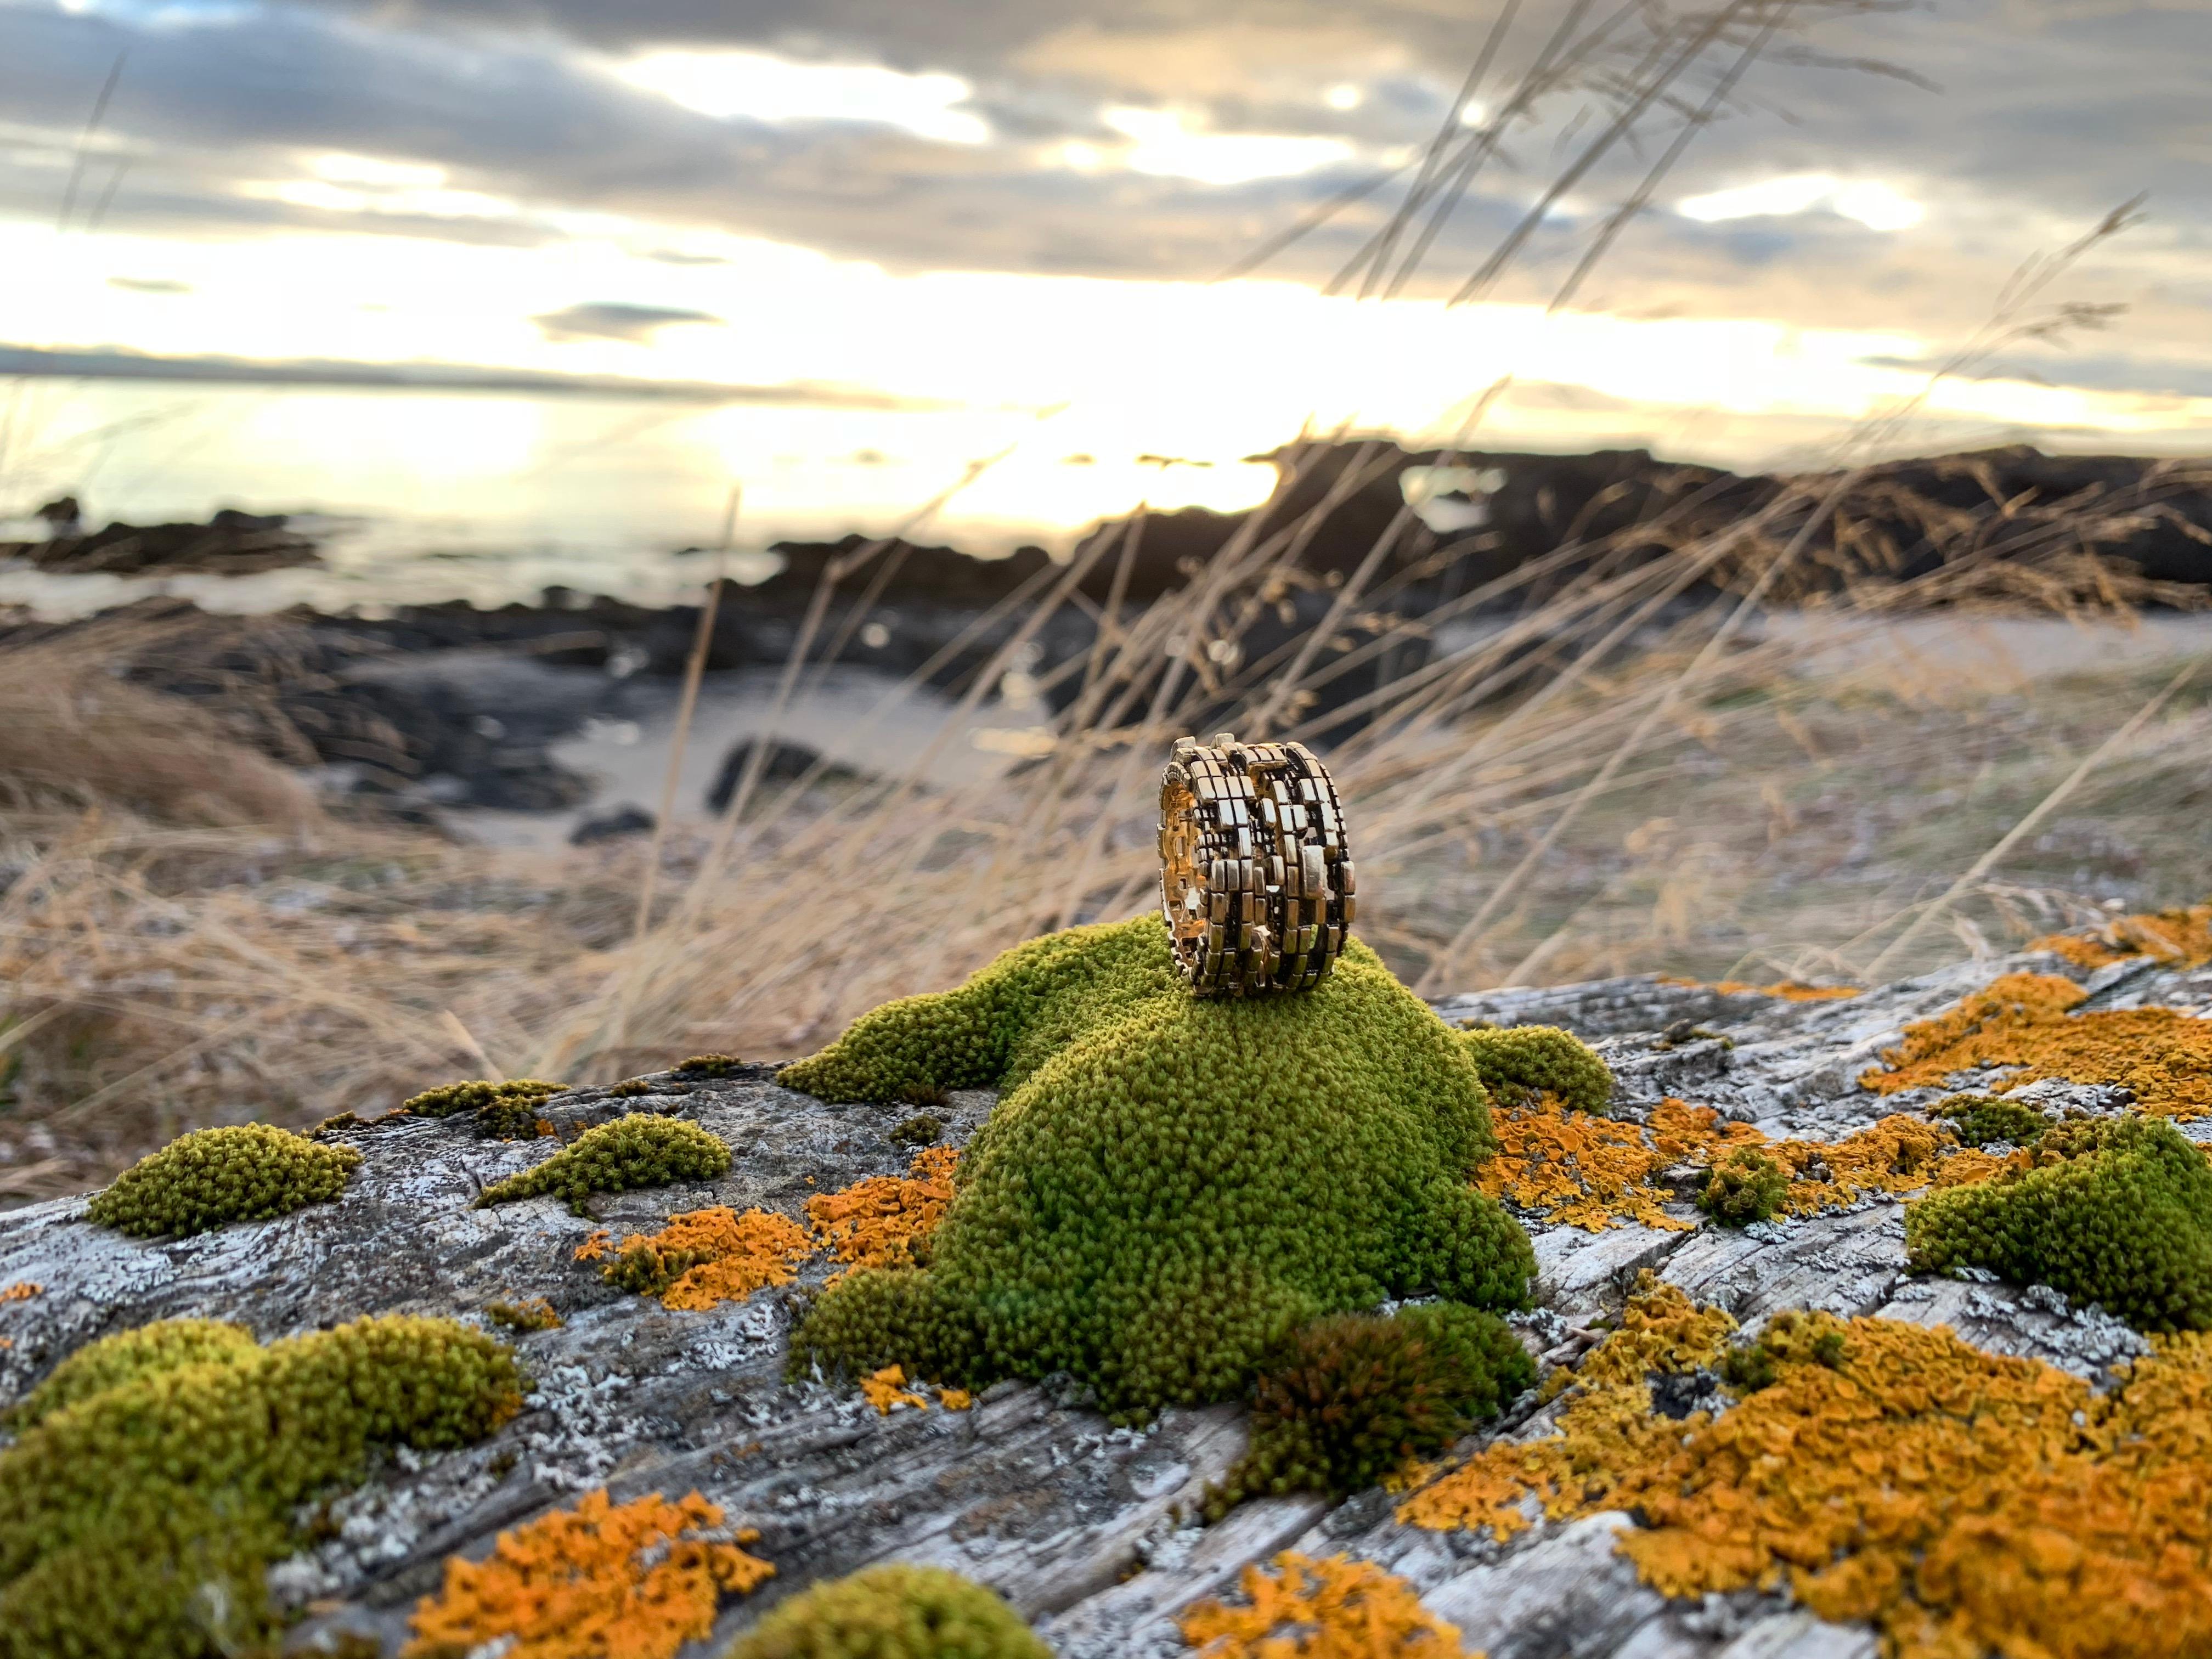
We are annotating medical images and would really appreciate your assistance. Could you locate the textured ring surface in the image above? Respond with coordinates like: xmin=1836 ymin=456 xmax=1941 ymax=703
xmin=1159 ymin=732 xmax=1356 ymax=997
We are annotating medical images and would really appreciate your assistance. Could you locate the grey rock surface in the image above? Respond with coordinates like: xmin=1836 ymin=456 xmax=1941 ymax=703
xmin=0 ymin=941 xmax=2196 ymax=1655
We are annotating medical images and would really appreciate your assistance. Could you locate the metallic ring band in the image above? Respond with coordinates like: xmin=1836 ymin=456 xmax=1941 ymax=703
xmin=1159 ymin=732 xmax=1356 ymax=997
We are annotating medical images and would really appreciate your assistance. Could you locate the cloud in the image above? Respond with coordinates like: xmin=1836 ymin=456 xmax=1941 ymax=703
xmin=531 ymin=301 xmax=724 ymax=341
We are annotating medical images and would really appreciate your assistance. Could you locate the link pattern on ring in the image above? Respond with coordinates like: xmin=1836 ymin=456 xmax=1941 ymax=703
xmin=1159 ymin=732 xmax=1356 ymax=997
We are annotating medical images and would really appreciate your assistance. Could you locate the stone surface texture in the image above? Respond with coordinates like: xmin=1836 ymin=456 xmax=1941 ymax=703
xmin=3 ymin=942 xmax=2207 ymax=1655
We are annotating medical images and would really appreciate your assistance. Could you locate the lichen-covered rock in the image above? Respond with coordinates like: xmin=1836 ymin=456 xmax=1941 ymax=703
xmin=0 ymin=1315 xmax=520 ymax=1659
xmin=1905 ymin=1116 xmax=2212 ymax=1329
xmin=1205 ymin=1302 xmax=1533 ymax=1519
xmin=84 ymin=1123 xmax=360 ymax=1238
xmin=724 ymin=1562 xmax=1049 ymax=1659
xmin=782 ymin=916 xmax=1554 ymax=1412
xmin=402 ymin=1077 xmax=569 ymax=1141
xmin=473 ymin=1114 xmax=732 ymax=1215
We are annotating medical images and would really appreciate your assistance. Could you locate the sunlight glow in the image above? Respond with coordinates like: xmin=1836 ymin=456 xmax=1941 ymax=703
xmin=614 ymin=49 xmax=990 ymax=145
xmin=1678 ymin=173 xmax=1925 ymax=233
xmin=1100 ymin=106 xmax=1354 ymax=185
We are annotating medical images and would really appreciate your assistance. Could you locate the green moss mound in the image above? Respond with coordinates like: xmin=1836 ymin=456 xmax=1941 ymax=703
xmin=0 ymin=1314 xmax=522 ymax=1659
xmin=676 ymin=1053 xmax=744 ymax=1077
xmin=1905 ymin=1116 xmax=2212 ymax=1330
xmin=889 ymin=1113 xmax=944 ymax=1148
xmin=5 ymin=1319 xmax=258 ymax=1430
xmin=1458 ymin=1024 xmax=1615 ymax=1115
xmin=84 ymin=1125 xmax=361 ymax=1238
xmin=1205 ymin=1302 xmax=1533 ymax=1520
xmin=724 ymin=1563 xmax=1049 ymax=1659
xmin=1699 ymin=1147 xmax=1789 ymax=1227
xmin=472 ymin=1113 xmax=731 ymax=1214
xmin=781 ymin=916 xmax=1555 ymax=1413
xmin=1933 ymin=1093 xmax=2049 ymax=1148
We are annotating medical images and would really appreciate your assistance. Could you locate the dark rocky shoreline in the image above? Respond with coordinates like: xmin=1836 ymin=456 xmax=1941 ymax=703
xmin=7 ymin=441 xmax=2208 ymax=826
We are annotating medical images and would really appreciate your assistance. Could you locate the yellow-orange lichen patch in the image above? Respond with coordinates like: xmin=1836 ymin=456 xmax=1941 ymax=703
xmin=859 ymin=1363 xmax=930 ymax=1415
xmin=403 ymin=1488 xmax=774 ymax=1659
xmin=1406 ymin=1285 xmax=2212 ymax=1659
xmin=2030 ymin=903 xmax=2212 ymax=971
xmin=1861 ymin=971 xmax=2212 ymax=1120
xmin=0 ymin=1282 xmax=40 ymax=1303
xmin=940 ymin=1387 xmax=974 ymax=1411
xmin=1766 ymin=1114 xmax=2018 ymax=1216
xmin=1400 ymin=1280 xmax=1736 ymax=1544
xmin=573 ymin=1229 xmax=613 ymax=1262
xmin=807 ymin=1143 xmax=959 ymax=1276
xmin=1660 ymin=975 xmax=1860 ymax=1001
xmin=1177 ymin=1551 xmax=1464 ymax=1657
xmin=1480 ymin=1096 xmax=1764 ymax=1233
xmin=602 ymin=1207 xmax=815 ymax=1312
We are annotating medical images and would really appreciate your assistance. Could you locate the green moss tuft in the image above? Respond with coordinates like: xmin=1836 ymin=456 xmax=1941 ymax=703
xmin=1933 ymin=1093 xmax=2049 ymax=1148
xmin=1458 ymin=1023 xmax=1615 ymax=1115
xmin=0 ymin=1315 xmax=521 ymax=1659
xmin=402 ymin=1078 xmax=568 ymax=1119
xmin=1698 ymin=1147 xmax=1789 ymax=1227
xmin=888 ymin=1113 xmax=944 ymax=1149
xmin=1905 ymin=1116 xmax=2212 ymax=1330
xmin=780 ymin=916 xmax=1548 ymax=1413
xmin=1719 ymin=1310 xmax=1849 ymax=1394
xmin=84 ymin=1125 xmax=361 ymax=1238
xmin=5 ymin=1319 xmax=258 ymax=1430
xmin=723 ymin=1563 xmax=1049 ymax=1659
xmin=1205 ymin=1303 xmax=1533 ymax=1520
xmin=472 ymin=1114 xmax=731 ymax=1214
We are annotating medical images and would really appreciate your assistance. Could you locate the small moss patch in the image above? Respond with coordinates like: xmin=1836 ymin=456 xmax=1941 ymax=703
xmin=1906 ymin=1115 xmax=2212 ymax=1329
xmin=1697 ymin=1147 xmax=1787 ymax=1226
xmin=85 ymin=1124 xmax=360 ymax=1238
xmin=723 ymin=1562 xmax=1047 ymax=1659
xmin=473 ymin=1115 xmax=731 ymax=1215
xmin=888 ymin=1113 xmax=943 ymax=1148
xmin=483 ymin=1298 xmax=563 ymax=1333
xmin=1933 ymin=1093 xmax=2050 ymax=1148
xmin=1205 ymin=1303 xmax=1532 ymax=1520
xmin=404 ymin=1078 xmax=569 ymax=1118
xmin=675 ymin=1053 xmax=743 ymax=1077
xmin=0 ymin=1314 xmax=521 ymax=1658
xmin=779 ymin=917 xmax=1550 ymax=1414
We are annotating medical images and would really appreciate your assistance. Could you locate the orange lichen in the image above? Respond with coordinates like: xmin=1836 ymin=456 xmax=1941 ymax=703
xmin=1479 ymin=1096 xmax=1764 ymax=1233
xmin=2030 ymin=903 xmax=2212 ymax=970
xmin=940 ymin=1387 xmax=974 ymax=1411
xmin=600 ymin=1207 xmax=815 ymax=1312
xmin=1177 ymin=1551 xmax=1465 ymax=1657
xmin=1765 ymin=1114 xmax=2019 ymax=1216
xmin=0 ymin=1282 xmax=40 ymax=1303
xmin=1404 ymin=1284 xmax=2212 ymax=1659
xmin=1400 ymin=1280 xmax=1736 ymax=1543
xmin=573 ymin=1229 xmax=613 ymax=1262
xmin=404 ymin=1488 xmax=773 ymax=1659
xmin=858 ymin=1363 xmax=931 ymax=1414
xmin=806 ymin=1143 xmax=960 ymax=1275
xmin=1861 ymin=971 xmax=2212 ymax=1120
xmin=1661 ymin=975 xmax=1859 ymax=1001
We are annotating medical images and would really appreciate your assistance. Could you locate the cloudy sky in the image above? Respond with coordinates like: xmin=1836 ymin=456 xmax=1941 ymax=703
xmin=2 ymin=0 xmax=2208 ymax=540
